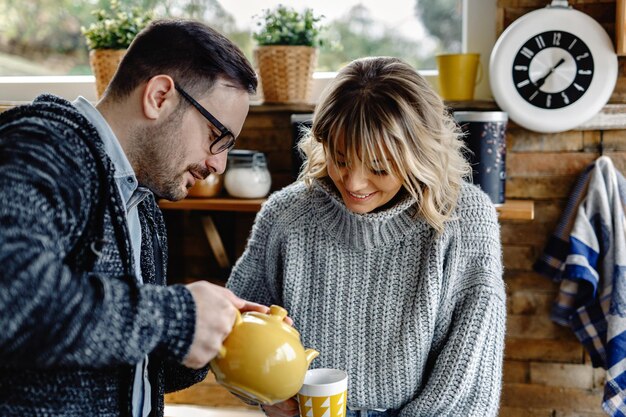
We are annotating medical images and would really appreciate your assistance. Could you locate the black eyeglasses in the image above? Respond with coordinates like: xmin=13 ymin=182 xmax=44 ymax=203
xmin=175 ymin=83 xmax=236 ymax=154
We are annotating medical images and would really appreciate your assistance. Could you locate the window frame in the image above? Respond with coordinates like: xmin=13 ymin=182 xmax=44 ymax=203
xmin=0 ymin=0 xmax=495 ymax=103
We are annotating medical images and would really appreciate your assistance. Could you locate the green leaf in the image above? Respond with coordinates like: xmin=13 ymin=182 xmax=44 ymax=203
xmin=81 ymin=0 xmax=153 ymax=50
xmin=252 ymin=5 xmax=324 ymax=47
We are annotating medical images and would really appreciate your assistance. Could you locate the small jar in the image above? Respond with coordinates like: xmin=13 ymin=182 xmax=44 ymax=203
xmin=224 ymin=150 xmax=272 ymax=199
xmin=187 ymin=173 xmax=223 ymax=198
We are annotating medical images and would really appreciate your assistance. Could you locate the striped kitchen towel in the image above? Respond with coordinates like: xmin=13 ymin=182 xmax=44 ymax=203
xmin=534 ymin=156 xmax=626 ymax=416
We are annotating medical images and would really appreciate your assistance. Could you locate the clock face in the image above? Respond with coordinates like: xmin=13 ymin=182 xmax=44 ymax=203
xmin=511 ymin=30 xmax=594 ymax=109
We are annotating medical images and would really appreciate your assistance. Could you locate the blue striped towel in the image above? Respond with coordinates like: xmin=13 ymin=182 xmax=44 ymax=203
xmin=534 ymin=156 xmax=626 ymax=416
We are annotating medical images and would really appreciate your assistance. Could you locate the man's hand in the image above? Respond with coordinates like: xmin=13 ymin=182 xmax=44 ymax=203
xmin=182 ymin=281 xmax=268 ymax=369
xmin=261 ymin=398 xmax=299 ymax=417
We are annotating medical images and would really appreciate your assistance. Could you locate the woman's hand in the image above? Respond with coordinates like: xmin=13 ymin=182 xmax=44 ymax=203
xmin=260 ymin=397 xmax=299 ymax=417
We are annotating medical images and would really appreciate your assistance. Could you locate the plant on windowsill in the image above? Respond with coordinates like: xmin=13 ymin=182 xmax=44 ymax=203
xmin=252 ymin=5 xmax=324 ymax=104
xmin=81 ymin=0 xmax=153 ymax=98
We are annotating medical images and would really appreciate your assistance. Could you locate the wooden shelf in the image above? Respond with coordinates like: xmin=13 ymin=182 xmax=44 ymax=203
xmin=160 ymin=196 xmax=533 ymax=221
xmin=158 ymin=197 xmax=267 ymax=269
xmin=496 ymin=199 xmax=534 ymax=221
xmin=158 ymin=197 xmax=265 ymax=212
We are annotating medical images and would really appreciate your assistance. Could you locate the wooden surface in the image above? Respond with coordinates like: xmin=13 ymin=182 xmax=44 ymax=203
xmin=496 ymin=199 xmax=534 ymax=221
xmin=159 ymin=198 xmax=535 ymax=220
xmin=165 ymin=372 xmax=257 ymax=410
xmin=164 ymin=404 xmax=263 ymax=417
xmin=201 ymin=215 xmax=230 ymax=268
xmin=248 ymin=101 xmax=315 ymax=113
xmin=618 ymin=0 xmax=626 ymax=55
xmin=158 ymin=197 xmax=266 ymax=212
xmin=160 ymin=196 xmax=533 ymax=221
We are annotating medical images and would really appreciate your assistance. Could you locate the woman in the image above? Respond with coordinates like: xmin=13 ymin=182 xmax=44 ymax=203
xmin=227 ymin=56 xmax=505 ymax=417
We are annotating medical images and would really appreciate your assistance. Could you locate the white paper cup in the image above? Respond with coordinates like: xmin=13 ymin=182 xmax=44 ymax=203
xmin=298 ymin=369 xmax=348 ymax=417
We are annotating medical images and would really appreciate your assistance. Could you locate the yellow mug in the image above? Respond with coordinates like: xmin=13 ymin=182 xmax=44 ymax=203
xmin=298 ymin=369 xmax=348 ymax=417
xmin=436 ymin=53 xmax=482 ymax=101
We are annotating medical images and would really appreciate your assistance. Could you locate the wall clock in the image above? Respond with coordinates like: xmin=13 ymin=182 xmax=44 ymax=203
xmin=489 ymin=0 xmax=617 ymax=133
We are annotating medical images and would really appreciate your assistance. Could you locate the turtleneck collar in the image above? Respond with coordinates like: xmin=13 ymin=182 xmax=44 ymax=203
xmin=310 ymin=178 xmax=430 ymax=249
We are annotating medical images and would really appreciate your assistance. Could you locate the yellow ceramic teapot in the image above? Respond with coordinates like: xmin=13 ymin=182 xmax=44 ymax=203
xmin=210 ymin=305 xmax=319 ymax=405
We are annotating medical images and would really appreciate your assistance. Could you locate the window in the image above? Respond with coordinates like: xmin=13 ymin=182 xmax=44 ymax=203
xmin=0 ymin=0 xmax=495 ymax=102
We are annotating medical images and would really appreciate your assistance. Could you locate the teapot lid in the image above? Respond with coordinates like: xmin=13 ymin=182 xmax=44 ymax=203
xmin=247 ymin=305 xmax=300 ymax=339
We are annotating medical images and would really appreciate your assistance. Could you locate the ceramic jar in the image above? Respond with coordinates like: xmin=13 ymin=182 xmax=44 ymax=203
xmin=210 ymin=305 xmax=319 ymax=405
xmin=224 ymin=150 xmax=271 ymax=198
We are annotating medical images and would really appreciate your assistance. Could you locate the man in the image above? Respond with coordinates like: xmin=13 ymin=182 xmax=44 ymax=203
xmin=0 ymin=19 xmax=266 ymax=416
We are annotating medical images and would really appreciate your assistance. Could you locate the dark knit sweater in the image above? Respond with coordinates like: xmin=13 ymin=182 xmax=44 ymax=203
xmin=0 ymin=95 xmax=206 ymax=416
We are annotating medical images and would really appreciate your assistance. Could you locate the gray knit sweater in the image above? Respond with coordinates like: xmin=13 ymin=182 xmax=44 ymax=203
xmin=227 ymin=178 xmax=505 ymax=416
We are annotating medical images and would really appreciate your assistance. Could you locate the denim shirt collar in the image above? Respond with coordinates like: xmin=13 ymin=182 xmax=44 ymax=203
xmin=72 ymin=96 xmax=150 ymax=209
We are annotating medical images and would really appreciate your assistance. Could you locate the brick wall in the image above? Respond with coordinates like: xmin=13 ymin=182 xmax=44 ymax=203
xmin=499 ymin=1 xmax=626 ymax=415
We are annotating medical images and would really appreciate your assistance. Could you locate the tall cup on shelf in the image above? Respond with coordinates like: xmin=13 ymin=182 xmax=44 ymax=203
xmin=436 ymin=53 xmax=482 ymax=101
xmin=298 ymin=369 xmax=348 ymax=417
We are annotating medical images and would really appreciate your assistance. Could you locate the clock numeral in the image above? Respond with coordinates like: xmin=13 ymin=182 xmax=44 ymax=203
xmin=520 ymin=47 xmax=535 ymax=59
xmin=535 ymin=35 xmax=546 ymax=49
xmin=511 ymin=30 xmax=593 ymax=110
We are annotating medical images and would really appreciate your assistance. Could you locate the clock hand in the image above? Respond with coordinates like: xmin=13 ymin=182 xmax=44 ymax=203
xmin=534 ymin=58 xmax=566 ymax=88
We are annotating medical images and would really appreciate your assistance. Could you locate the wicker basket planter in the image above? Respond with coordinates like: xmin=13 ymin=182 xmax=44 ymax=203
xmin=254 ymin=45 xmax=318 ymax=104
xmin=89 ymin=49 xmax=126 ymax=98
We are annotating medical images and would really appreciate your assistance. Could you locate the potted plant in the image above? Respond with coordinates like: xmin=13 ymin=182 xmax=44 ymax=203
xmin=81 ymin=0 xmax=153 ymax=98
xmin=253 ymin=5 xmax=324 ymax=104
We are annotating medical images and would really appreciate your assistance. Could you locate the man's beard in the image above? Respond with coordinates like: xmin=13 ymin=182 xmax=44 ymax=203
xmin=126 ymin=108 xmax=196 ymax=201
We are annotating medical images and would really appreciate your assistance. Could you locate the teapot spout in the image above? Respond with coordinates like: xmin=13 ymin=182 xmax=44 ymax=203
xmin=304 ymin=349 xmax=320 ymax=367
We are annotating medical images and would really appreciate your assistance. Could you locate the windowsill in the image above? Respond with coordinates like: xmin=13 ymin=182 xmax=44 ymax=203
xmin=248 ymin=102 xmax=315 ymax=113
xmin=0 ymin=75 xmax=99 ymax=103
xmin=0 ymin=69 xmax=440 ymax=105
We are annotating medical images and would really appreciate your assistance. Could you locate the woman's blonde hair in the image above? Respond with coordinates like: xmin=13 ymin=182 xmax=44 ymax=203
xmin=299 ymin=56 xmax=471 ymax=233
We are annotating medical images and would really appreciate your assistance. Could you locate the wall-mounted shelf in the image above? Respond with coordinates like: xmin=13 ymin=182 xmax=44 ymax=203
xmin=158 ymin=197 xmax=265 ymax=212
xmin=441 ymin=100 xmax=626 ymax=131
xmin=159 ymin=196 xmax=534 ymax=221
xmin=496 ymin=199 xmax=534 ymax=221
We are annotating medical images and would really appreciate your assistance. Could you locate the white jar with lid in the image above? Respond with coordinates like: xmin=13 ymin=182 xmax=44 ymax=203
xmin=224 ymin=150 xmax=272 ymax=198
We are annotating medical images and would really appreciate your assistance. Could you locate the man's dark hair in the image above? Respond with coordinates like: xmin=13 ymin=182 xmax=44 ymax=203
xmin=107 ymin=19 xmax=257 ymax=99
